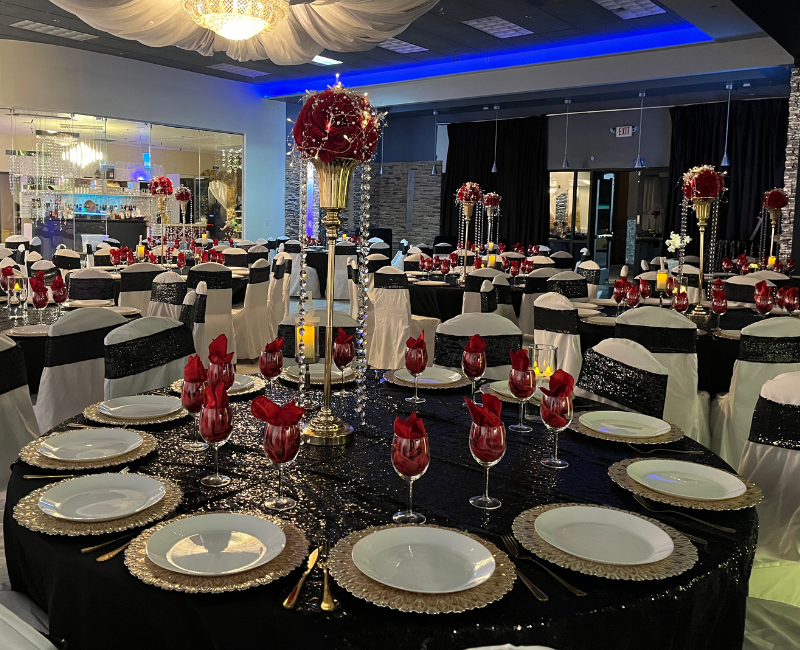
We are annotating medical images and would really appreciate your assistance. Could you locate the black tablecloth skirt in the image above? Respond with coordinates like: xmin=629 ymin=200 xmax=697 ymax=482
xmin=408 ymin=283 xmax=523 ymax=323
xmin=4 ymin=378 xmax=756 ymax=650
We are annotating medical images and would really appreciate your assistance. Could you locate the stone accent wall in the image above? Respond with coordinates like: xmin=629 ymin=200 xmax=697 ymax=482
xmin=780 ymin=66 xmax=800 ymax=259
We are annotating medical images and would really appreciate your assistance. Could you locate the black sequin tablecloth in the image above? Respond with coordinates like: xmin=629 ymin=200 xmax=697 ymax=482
xmin=409 ymin=282 xmax=524 ymax=323
xmin=4 ymin=377 xmax=757 ymax=650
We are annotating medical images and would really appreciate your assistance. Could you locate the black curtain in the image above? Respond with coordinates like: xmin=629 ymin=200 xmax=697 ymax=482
xmin=666 ymin=98 xmax=788 ymax=254
xmin=440 ymin=116 xmax=548 ymax=246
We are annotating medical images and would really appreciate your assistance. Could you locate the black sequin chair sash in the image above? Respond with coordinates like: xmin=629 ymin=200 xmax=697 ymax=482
xmin=187 ymin=270 xmax=232 ymax=291
xmin=271 ymin=260 xmax=290 ymax=280
xmin=367 ymin=259 xmax=389 ymax=274
xmin=481 ymin=291 xmax=497 ymax=313
xmin=524 ymin=277 xmax=549 ymax=294
xmin=373 ymin=273 xmax=408 ymax=289
xmin=120 ymin=270 xmax=161 ymax=293
xmin=249 ymin=266 xmax=271 ymax=285
xmin=151 ymin=282 xmax=187 ymax=305
xmin=247 ymin=250 xmax=270 ymax=265
xmin=495 ymin=285 xmax=512 ymax=305
xmin=223 ymin=254 xmax=248 ymax=268
xmin=193 ymin=294 xmax=207 ymax=324
xmin=577 ymin=348 xmax=668 ymax=418
xmin=404 ymin=261 xmax=421 ymax=272
xmin=465 ymin=275 xmax=487 ymax=292
xmin=739 ymin=335 xmax=800 ymax=363
xmin=577 ymin=267 xmax=601 ymax=285
xmin=67 ymin=278 xmax=114 ymax=301
xmin=546 ymin=278 xmax=588 ymax=299
xmin=748 ymin=395 xmax=800 ymax=450
xmin=615 ymin=323 xmax=696 ymax=354
xmin=534 ymin=306 xmax=579 ymax=334
xmin=553 ymin=257 xmax=574 ymax=269
xmin=335 ymin=245 xmax=357 ymax=256
xmin=53 ymin=257 xmax=81 ymax=270
xmin=267 ymin=240 xmax=278 ymax=251
xmin=724 ymin=283 xmax=759 ymax=303
xmin=348 ymin=266 xmax=360 ymax=284
xmin=0 ymin=343 xmax=27 ymax=394
xmin=283 ymin=243 xmax=302 ymax=254
xmin=45 ymin=324 xmax=123 ymax=367
xmin=434 ymin=333 xmax=522 ymax=368
xmin=105 ymin=325 xmax=195 ymax=379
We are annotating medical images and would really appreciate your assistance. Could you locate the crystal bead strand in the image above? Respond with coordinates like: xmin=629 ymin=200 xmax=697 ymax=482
xmin=458 ymin=203 xmax=465 ymax=268
xmin=355 ymin=163 xmax=371 ymax=423
xmin=678 ymin=197 xmax=688 ymax=285
xmin=296 ymin=155 xmax=308 ymax=405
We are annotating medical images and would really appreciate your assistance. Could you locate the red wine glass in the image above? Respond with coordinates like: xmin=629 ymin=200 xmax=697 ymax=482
xmin=540 ymin=393 xmax=573 ymax=469
xmin=776 ymin=286 xmax=787 ymax=310
xmin=510 ymin=261 xmax=520 ymax=285
xmin=199 ymin=400 xmax=233 ymax=487
xmin=468 ymin=422 xmax=506 ymax=510
xmin=181 ymin=380 xmax=208 ymax=452
xmin=51 ymin=282 xmax=67 ymax=317
xmin=32 ymin=288 xmax=48 ymax=324
xmin=711 ymin=293 xmax=727 ymax=331
xmin=404 ymin=345 xmax=427 ymax=404
xmin=508 ymin=365 xmax=535 ymax=433
xmin=785 ymin=289 xmax=799 ymax=316
xmin=722 ymin=258 xmax=733 ymax=273
xmin=391 ymin=431 xmax=430 ymax=524
xmin=208 ymin=361 xmax=235 ymax=390
xmin=755 ymin=292 xmax=773 ymax=317
xmin=259 ymin=349 xmax=283 ymax=397
xmin=626 ymin=284 xmax=640 ymax=309
xmin=613 ymin=280 xmax=625 ymax=315
xmin=462 ymin=349 xmax=486 ymax=403
xmin=333 ymin=338 xmax=355 ymax=397
xmin=176 ymin=253 xmax=186 ymax=276
xmin=673 ymin=290 xmax=689 ymax=314
xmin=263 ymin=422 xmax=301 ymax=511
xmin=640 ymin=279 xmax=652 ymax=300
xmin=501 ymin=256 xmax=510 ymax=271
xmin=440 ymin=258 xmax=451 ymax=275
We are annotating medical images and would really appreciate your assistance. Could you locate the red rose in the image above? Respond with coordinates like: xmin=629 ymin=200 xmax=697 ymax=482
xmin=483 ymin=192 xmax=501 ymax=207
xmin=457 ymin=182 xmax=483 ymax=203
xmin=763 ymin=189 xmax=788 ymax=210
xmin=683 ymin=166 xmax=724 ymax=200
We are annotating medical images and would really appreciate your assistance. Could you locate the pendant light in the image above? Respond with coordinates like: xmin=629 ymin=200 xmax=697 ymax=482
xmin=633 ymin=91 xmax=646 ymax=169
xmin=379 ymin=132 xmax=384 ymax=175
xmin=562 ymin=99 xmax=571 ymax=169
xmin=431 ymin=110 xmax=439 ymax=175
xmin=491 ymin=105 xmax=500 ymax=173
xmin=721 ymin=83 xmax=733 ymax=167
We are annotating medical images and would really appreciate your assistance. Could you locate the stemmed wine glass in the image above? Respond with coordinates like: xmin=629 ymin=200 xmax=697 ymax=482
xmin=333 ymin=331 xmax=355 ymax=397
xmin=626 ymin=283 xmax=640 ymax=309
xmin=32 ymin=283 xmax=48 ymax=324
xmin=755 ymin=290 xmax=773 ymax=317
xmin=776 ymin=286 xmax=787 ymax=311
xmin=508 ymin=352 xmax=535 ymax=433
xmin=440 ymin=258 xmax=451 ymax=276
xmin=613 ymin=279 xmax=626 ymax=315
xmin=263 ymin=420 xmax=301 ymax=511
xmin=673 ymin=289 xmax=689 ymax=314
xmin=404 ymin=338 xmax=427 ymax=405
xmin=181 ymin=379 xmax=208 ymax=452
xmin=785 ymin=288 xmax=800 ymax=317
xmin=721 ymin=257 xmax=733 ymax=274
xmin=199 ymin=383 xmax=233 ymax=488
xmin=259 ymin=346 xmax=283 ymax=397
xmin=711 ymin=291 xmax=727 ymax=331
xmin=639 ymin=279 xmax=652 ymax=301
xmin=540 ymin=388 xmax=573 ymax=469
xmin=176 ymin=252 xmax=186 ymax=276
xmin=208 ymin=358 xmax=235 ymax=389
xmin=391 ymin=419 xmax=430 ymax=524
xmin=510 ymin=260 xmax=520 ymax=285
xmin=468 ymin=412 xmax=506 ymax=510
xmin=462 ymin=344 xmax=486 ymax=403
xmin=0 ymin=270 xmax=10 ymax=312
xmin=51 ymin=278 xmax=67 ymax=318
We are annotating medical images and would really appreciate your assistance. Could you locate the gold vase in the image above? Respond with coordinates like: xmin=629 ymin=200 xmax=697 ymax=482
xmin=485 ymin=205 xmax=496 ymax=249
xmin=302 ymin=158 xmax=359 ymax=447
xmin=688 ymin=196 xmax=713 ymax=321
xmin=460 ymin=201 xmax=475 ymax=286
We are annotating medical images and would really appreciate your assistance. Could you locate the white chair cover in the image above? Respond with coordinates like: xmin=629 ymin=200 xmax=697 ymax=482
xmin=530 ymin=255 xmax=554 ymax=267
xmin=434 ymin=313 xmax=522 ymax=380
xmin=545 ymin=271 xmax=589 ymax=301
xmin=23 ymin=251 xmax=42 ymax=277
xmin=0 ymin=603 xmax=57 ymax=650
xmin=0 ymin=336 xmax=39 ymax=486
xmin=369 ymin=242 xmax=390 ymax=257
xmin=66 ymin=268 xmax=114 ymax=301
xmin=679 ymin=264 xmax=702 ymax=305
xmin=518 ymin=268 xmax=559 ymax=336
xmin=550 ymin=250 xmax=574 ymax=269
xmin=265 ymin=255 xmax=291 ymax=346
xmin=232 ymin=259 xmax=271 ymax=359
xmin=27 ymin=261 xmax=58 ymax=303
xmin=711 ymin=317 xmax=800 ymax=466
xmin=365 ymin=253 xmax=390 ymax=289
xmin=333 ymin=241 xmax=356 ymax=299
xmin=284 ymin=240 xmax=321 ymax=298
xmin=616 ymin=307 xmax=710 ymax=446
xmin=246 ymin=245 xmax=270 ymax=267
xmin=750 ymin=270 xmax=791 ymax=288
xmin=92 ymin=248 xmax=112 ymax=267
xmin=533 ymin=292 xmax=582 ymax=380
xmin=480 ymin=280 xmax=497 ymax=313
xmin=0 ymin=248 xmax=13 ymax=260
xmin=724 ymin=273 xmax=776 ymax=306
xmin=119 ymin=262 xmax=162 ymax=314
xmin=347 ymin=258 xmax=359 ymax=320
xmin=34 ymin=308 xmax=127 ymax=432
xmin=222 ymin=247 xmax=248 ymax=268
xmin=147 ymin=271 xmax=187 ymax=320
xmin=463 ymin=269 xmax=501 ymax=314
xmin=104 ymin=317 xmax=195 ymax=399
xmin=576 ymin=260 xmax=601 ymax=299
xmin=53 ymin=249 xmax=81 ymax=272
xmin=492 ymin=274 xmax=518 ymax=325
xmin=391 ymin=239 xmax=409 ymax=269
xmin=187 ymin=262 xmax=236 ymax=364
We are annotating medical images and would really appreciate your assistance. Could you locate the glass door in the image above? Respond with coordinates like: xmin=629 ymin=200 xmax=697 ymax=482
xmin=593 ymin=173 xmax=615 ymax=269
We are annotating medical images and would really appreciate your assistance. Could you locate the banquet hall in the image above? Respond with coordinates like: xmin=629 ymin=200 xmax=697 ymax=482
xmin=2 ymin=0 xmax=800 ymax=648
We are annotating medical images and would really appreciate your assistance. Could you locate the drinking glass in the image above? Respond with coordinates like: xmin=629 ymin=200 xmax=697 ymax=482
xmin=755 ymin=292 xmax=773 ymax=317
xmin=711 ymin=293 xmax=727 ymax=331
xmin=208 ymin=361 xmax=235 ymax=390
xmin=468 ymin=422 xmax=506 ymax=510
xmin=199 ymin=399 xmax=233 ymax=487
xmin=181 ymin=380 xmax=208 ymax=452
xmin=176 ymin=253 xmax=186 ymax=276
xmin=391 ymin=432 xmax=430 ymax=524
xmin=722 ymin=257 xmax=733 ymax=273
xmin=501 ymin=256 xmax=510 ymax=271
xmin=540 ymin=393 xmax=573 ymax=469
xmin=32 ymin=289 xmax=48 ymax=324
xmin=259 ymin=348 xmax=283 ymax=397
xmin=639 ymin=279 xmax=652 ymax=300
xmin=626 ymin=283 xmax=640 ymax=309
xmin=333 ymin=338 xmax=355 ymax=397
xmin=440 ymin=258 xmax=451 ymax=275
xmin=51 ymin=282 xmax=67 ymax=318
xmin=462 ymin=348 xmax=486 ymax=402
xmin=776 ymin=286 xmax=787 ymax=310
xmin=673 ymin=290 xmax=689 ymax=314
xmin=613 ymin=280 xmax=625 ymax=314
xmin=474 ymin=256 xmax=483 ymax=270
xmin=508 ymin=364 xmax=535 ymax=433
xmin=785 ymin=289 xmax=800 ymax=316
xmin=404 ymin=345 xmax=427 ymax=404
xmin=510 ymin=261 xmax=520 ymax=285
xmin=263 ymin=422 xmax=301 ymax=511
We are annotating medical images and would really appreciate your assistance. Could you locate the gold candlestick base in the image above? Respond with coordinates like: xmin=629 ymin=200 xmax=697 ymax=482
xmin=302 ymin=409 xmax=354 ymax=446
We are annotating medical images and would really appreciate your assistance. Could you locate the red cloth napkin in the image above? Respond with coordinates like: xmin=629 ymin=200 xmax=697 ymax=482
xmin=50 ymin=274 xmax=65 ymax=290
xmin=755 ymin=280 xmax=772 ymax=298
xmin=510 ymin=348 xmax=529 ymax=371
xmin=464 ymin=394 xmax=502 ymax=427
xmin=335 ymin=327 xmax=353 ymax=345
xmin=201 ymin=251 xmax=209 ymax=263
xmin=208 ymin=334 xmax=234 ymax=365
xmin=464 ymin=334 xmax=486 ymax=354
xmin=406 ymin=330 xmax=425 ymax=350
xmin=213 ymin=239 xmax=219 ymax=246
xmin=204 ymin=380 xmax=229 ymax=410
xmin=228 ymin=238 xmax=234 ymax=247
xmin=251 ymin=396 xmax=305 ymax=426
xmin=29 ymin=276 xmax=45 ymax=294
xmin=184 ymin=354 xmax=207 ymax=383
xmin=541 ymin=369 xmax=574 ymax=398
xmin=264 ymin=337 xmax=284 ymax=354
xmin=393 ymin=412 xmax=427 ymax=439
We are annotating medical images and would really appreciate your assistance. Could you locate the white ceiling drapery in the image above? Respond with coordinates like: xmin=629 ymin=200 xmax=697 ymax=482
xmin=47 ymin=0 xmax=438 ymax=64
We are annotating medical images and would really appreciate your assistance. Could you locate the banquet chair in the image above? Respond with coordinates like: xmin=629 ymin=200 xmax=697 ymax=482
xmin=96 ymin=242 xmax=112 ymax=249
xmin=576 ymin=338 xmax=669 ymax=418
xmin=576 ymin=260 xmax=601 ymax=299
xmin=0 ymin=247 xmax=12 ymax=260
xmin=53 ymin=249 xmax=81 ymax=273
xmin=255 ymin=238 xmax=267 ymax=246
xmin=551 ymin=250 xmax=574 ymax=269
xmin=684 ymin=255 xmax=701 ymax=265
xmin=104 ymin=316 xmax=195 ymax=399
xmin=28 ymin=261 xmax=59 ymax=297
xmin=348 ymin=260 xmax=360 ymax=320
xmin=285 ymin=240 xmax=321 ymax=298
xmin=275 ymin=251 xmax=293 ymax=318
xmin=723 ymin=274 xmax=775 ymax=306
xmin=246 ymin=245 xmax=270 ymax=266
xmin=119 ymin=262 xmax=162 ymax=314
xmin=367 ymin=236 xmax=384 ymax=245
xmin=265 ymin=255 xmax=291 ymax=346
xmin=28 ymin=236 xmax=42 ymax=255
xmin=236 ymin=239 xmax=254 ymax=251
xmin=266 ymin=238 xmax=278 ymax=261
xmin=368 ymin=267 xmax=438 ymax=369
xmin=710 ymin=317 xmax=800 ymax=466
xmin=0 ymin=603 xmax=56 ymax=650
xmin=453 ymin=250 xmax=475 ymax=269
xmin=616 ymin=307 xmax=710 ymax=446
xmin=147 ymin=271 xmax=187 ymax=320
xmin=530 ymin=255 xmax=554 ymax=267
xmin=366 ymin=253 xmax=390 ymax=289
xmin=232 ymin=259 xmax=271 ymax=359
xmin=24 ymin=251 xmax=42 ymax=276
xmin=0 ymin=336 xmax=39 ymax=486
xmin=546 ymin=271 xmax=589 ymax=301
xmin=518 ymin=269 xmax=559 ymax=336
xmin=416 ymin=244 xmax=433 ymax=257
xmin=750 ymin=270 xmax=790 ymax=289
xmin=433 ymin=313 xmax=522 ymax=381
xmin=403 ymin=252 xmax=425 ymax=272
xmin=679 ymin=265 xmax=702 ymax=305
xmin=480 ymin=280 xmax=498 ymax=313
xmin=463 ymin=269 xmax=502 ymax=314
xmin=501 ymin=251 xmax=525 ymax=263
xmin=333 ymin=241 xmax=356 ymax=299
xmin=391 ymin=239 xmax=409 ymax=268
xmin=4 ymin=235 xmax=29 ymax=250
xmin=369 ymin=242 xmax=390 ymax=257
xmin=433 ymin=242 xmax=454 ymax=259
xmin=67 ymin=268 xmax=114 ymax=302
xmin=92 ymin=247 xmax=112 ymax=268
xmin=179 ymin=288 xmax=197 ymax=329
xmin=533 ymin=293 xmax=582 ymax=379
xmin=492 ymin=275 xmax=518 ymax=325
xmin=223 ymin=247 xmax=248 ymax=268
xmin=34 ymin=308 xmax=127 ymax=432
xmin=187 ymin=262 xmax=236 ymax=363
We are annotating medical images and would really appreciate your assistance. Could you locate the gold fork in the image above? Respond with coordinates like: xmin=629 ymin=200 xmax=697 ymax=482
xmin=320 ymin=540 xmax=336 ymax=612
xmin=501 ymin=534 xmax=586 ymax=596
xmin=96 ymin=540 xmax=132 ymax=562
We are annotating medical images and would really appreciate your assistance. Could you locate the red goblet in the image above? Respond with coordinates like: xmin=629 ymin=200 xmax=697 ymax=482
xmin=673 ymin=290 xmax=689 ymax=313
xmin=626 ymin=284 xmax=640 ymax=309
xmin=501 ymin=256 xmax=510 ymax=271
xmin=639 ymin=279 xmax=652 ymax=300
xmin=613 ymin=279 xmax=626 ymax=315
xmin=785 ymin=288 xmax=799 ymax=316
xmin=469 ymin=422 xmax=506 ymax=509
xmin=208 ymin=361 xmax=235 ymax=390
xmin=508 ymin=365 xmax=535 ymax=433
xmin=391 ymin=431 xmax=430 ymax=524
xmin=176 ymin=252 xmax=186 ymax=276
xmin=722 ymin=258 xmax=733 ymax=273
xmin=32 ymin=288 xmax=48 ymax=324
xmin=755 ymin=292 xmax=773 ymax=317
xmin=404 ymin=345 xmax=428 ymax=405
xmin=440 ymin=258 xmax=451 ymax=275
xmin=199 ymin=398 xmax=233 ymax=488
xmin=776 ymin=286 xmax=787 ymax=310
xmin=263 ymin=422 xmax=301 ymax=511
xmin=474 ymin=256 xmax=483 ymax=270
xmin=711 ymin=292 xmax=727 ymax=331
xmin=510 ymin=260 xmax=520 ymax=284
xmin=181 ymin=380 xmax=208 ymax=452
xmin=462 ymin=348 xmax=486 ymax=402
xmin=259 ymin=348 xmax=283 ymax=396
xmin=333 ymin=337 xmax=355 ymax=397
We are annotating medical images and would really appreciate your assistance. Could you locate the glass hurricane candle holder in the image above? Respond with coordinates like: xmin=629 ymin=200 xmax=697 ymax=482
xmin=468 ymin=422 xmax=506 ymax=510
xmin=263 ymin=422 xmax=301 ymax=511
xmin=391 ymin=432 xmax=429 ymax=524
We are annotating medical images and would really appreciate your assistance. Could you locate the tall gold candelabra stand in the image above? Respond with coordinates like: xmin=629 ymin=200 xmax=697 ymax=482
xmin=688 ymin=196 xmax=713 ymax=321
xmin=768 ymin=207 xmax=781 ymax=260
xmin=459 ymin=201 xmax=475 ymax=287
xmin=301 ymin=158 xmax=358 ymax=446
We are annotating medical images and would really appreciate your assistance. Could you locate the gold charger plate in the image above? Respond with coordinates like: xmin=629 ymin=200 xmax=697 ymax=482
xmin=124 ymin=511 xmax=308 ymax=593
xmin=20 ymin=430 xmax=157 ymax=470
xmin=169 ymin=375 xmax=266 ymax=399
xmin=608 ymin=458 xmax=763 ymax=511
xmin=83 ymin=401 xmax=189 ymax=427
xmin=328 ymin=524 xmax=515 ymax=614
xmin=384 ymin=369 xmax=471 ymax=391
xmin=280 ymin=368 xmax=357 ymax=386
xmin=573 ymin=418 xmax=684 ymax=445
xmin=13 ymin=475 xmax=182 ymax=536
xmin=2 ymin=326 xmax=49 ymax=338
xmin=512 ymin=503 xmax=698 ymax=581
xmin=479 ymin=382 xmax=541 ymax=406
xmin=713 ymin=330 xmax=741 ymax=341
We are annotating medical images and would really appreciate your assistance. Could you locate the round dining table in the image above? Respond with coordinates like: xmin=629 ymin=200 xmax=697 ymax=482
xmin=4 ymin=374 xmax=756 ymax=650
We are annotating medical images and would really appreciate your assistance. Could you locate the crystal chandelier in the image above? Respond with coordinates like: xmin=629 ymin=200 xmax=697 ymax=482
xmin=182 ymin=0 xmax=290 ymax=41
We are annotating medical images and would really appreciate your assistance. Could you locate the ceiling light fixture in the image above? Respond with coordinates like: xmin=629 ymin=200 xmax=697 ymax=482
xmin=721 ymin=83 xmax=733 ymax=167
xmin=633 ymin=91 xmax=646 ymax=169
xmin=378 ymin=38 xmax=428 ymax=54
xmin=590 ymin=0 xmax=665 ymax=19
xmin=492 ymin=105 xmax=499 ymax=173
xmin=62 ymin=142 xmax=103 ymax=168
xmin=462 ymin=16 xmax=532 ymax=39
xmin=182 ymin=0 xmax=289 ymax=41
xmin=208 ymin=63 xmax=269 ymax=77
xmin=311 ymin=55 xmax=343 ymax=66
xmin=9 ymin=20 xmax=98 ymax=41
xmin=562 ymin=99 xmax=571 ymax=169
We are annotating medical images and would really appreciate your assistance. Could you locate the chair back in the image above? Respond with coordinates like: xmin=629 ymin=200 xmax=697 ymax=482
xmin=0 ymin=335 xmax=39 ymax=484
xmin=148 ymin=271 xmax=187 ymax=319
xmin=119 ymin=262 xmax=162 ymax=313
xmin=533 ymin=292 xmax=582 ymax=379
xmin=67 ymin=268 xmax=114 ymax=301
xmin=546 ymin=271 xmax=588 ymax=300
xmin=53 ymin=249 xmax=81 ymax=271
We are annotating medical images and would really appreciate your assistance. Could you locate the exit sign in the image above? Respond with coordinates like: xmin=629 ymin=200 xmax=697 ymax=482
xmin=614 ymin=126 xmax=634 ymax=138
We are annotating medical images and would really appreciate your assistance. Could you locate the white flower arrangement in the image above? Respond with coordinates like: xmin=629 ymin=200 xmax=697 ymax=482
xmin=665 ymin=231 xmax=691 ymax=254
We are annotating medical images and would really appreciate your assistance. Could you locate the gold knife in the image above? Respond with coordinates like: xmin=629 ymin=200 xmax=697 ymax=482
xmin=283 ymin=546 xmax=320 ymax=609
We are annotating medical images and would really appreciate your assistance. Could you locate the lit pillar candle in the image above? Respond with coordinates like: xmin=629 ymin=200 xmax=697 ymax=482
xmin=768 ymin=256 xmax=777 ymax=269
xmin=488 ymin=255 xmax=496 ymax=267
xmin=136 ymin=244 xmax=145 ymax=260
xmin=656 ymin=271 xmax=668 ymax=293
xmin=295 ymin=316 xmax=319 ymax=364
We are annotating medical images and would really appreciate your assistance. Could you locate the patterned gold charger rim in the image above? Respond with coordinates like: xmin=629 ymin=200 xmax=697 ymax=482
xmin=13 ymin=475 xmax=182 ymax=536
xmin=83 ymin=402 xmax=189 ymax=426
xmin=572 ymin=418 xmax=684 ymax=445
xmin=479 ymin=382 xmax=541 ymax=405
xmin=328 ymin=524 xmax=515 ymax=614
xmin=124 ymin=510 xmax=308 ymax=593
xmin=608 ymin=458 xmax=763 ymax=511
xmin=384 ymin=369 xmax=471 ymax=391
xmin=279 ymin=369 xmax=357 ymax=386
xmin=2 ymin=327 xmax=49 ymax=338
xmin=19 ymin=430 xmax=158 ymax=470
xmin=169 ymin=376 xmax=266 ymax=399
xmin=512 ymin=503 xmax=698 ymax=581
xmin=713 ymin=330 xmax=741 ymax=341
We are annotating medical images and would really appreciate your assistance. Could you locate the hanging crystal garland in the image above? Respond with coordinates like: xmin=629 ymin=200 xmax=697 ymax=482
xmin=458 ymin=202 xmax=465 ymax=266
xmin=354 ymin=162 xmax=372 ymax=424
xmin=707 ymin=197 xmax=720 ymax=277
xmin=759 ymin=203 xmax=770 ymax=269
xmin=295 ymin=151 xmax=309 ymax=405
xmin=678 ymin=196 xmax=688 ymax=284
xmin=474 ymin=202 xmax=483 ymax=256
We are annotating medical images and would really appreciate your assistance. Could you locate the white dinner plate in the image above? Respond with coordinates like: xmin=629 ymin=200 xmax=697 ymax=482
xmin=66 ymin=299 xmax=113 ymax=308
xmin=487 ymin=380 xmax=540 ymax=403
xmin=534 ymin=505 xmax=674 ymax=566
xmin=98 ymin=395 xmax=183 ymax=420
xmin=38 ymin=473 xmax=166 ymax=522
xmin=395 ymin=367 xmax=462 ymax=386
xmin=351 ymin=527 xmax=495 ymax=594
xmin=573 ymin=302 xmax=600 ymax=310
xmin=589 ymin=298 xmax=619 ymax=307
xmin=38 ymin=428 xmax=143 ymax=461
xmin=416 ymin=280 xmax=447 ymax=286
xmin=229 ymin=374 xmax=255 ymax=393
xmin=406 ymin=271 xmax=426 ymax=276
xmin=146 ymin=513 xmax=286 ymax=576
xmin=285 ymin=363 xmax=355 ymax=382
xmin=104 ymin=305 xmax=139 ymax=316
xmin=577 ymin=309 xmax=598 ymax=317
xmin=579 ymin=411 xmax=671 ymax=439
xmin=4 ymin=324 xmax=49 ymax=336
xmin=713 ymin=329 xmax=741 ymax=341
xmin=626 ymin=459 xmax=747 ymax=501
xmin=586 ymin=316 xmax=617 ymax=326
